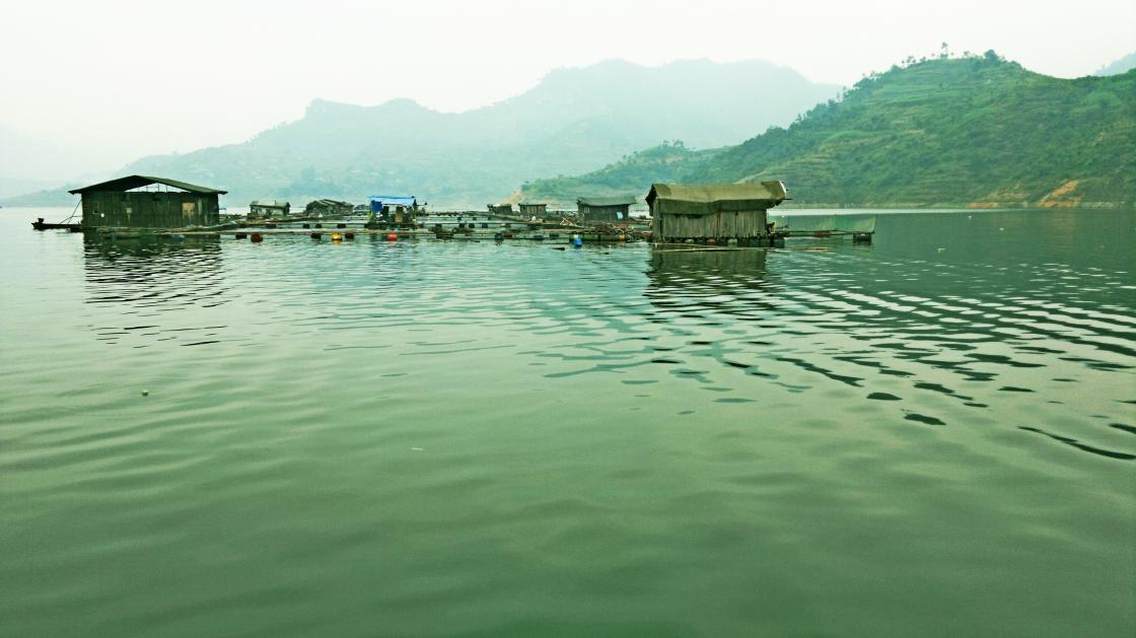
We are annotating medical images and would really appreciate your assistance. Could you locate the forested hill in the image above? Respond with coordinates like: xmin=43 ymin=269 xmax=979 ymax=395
xmin=521 ymin=54 xmax=1136 ymax=209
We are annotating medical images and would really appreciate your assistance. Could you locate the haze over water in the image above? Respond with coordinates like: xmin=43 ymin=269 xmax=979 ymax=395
xmin=1 ymin=208 xmax=1133 ymax=636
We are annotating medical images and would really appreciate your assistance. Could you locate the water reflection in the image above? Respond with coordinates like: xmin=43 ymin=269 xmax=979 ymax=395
xmin=634 ymin=229 xmax=1135 ymax=460
xmin=3 ymin=210 xmax=1135 ymax=637
xmin=645 ymin=248 xmax=770 ymax=321
xmin=82 ymin=234 xmax=230 ymax=346
xmin=67 ymin=220 xmax=1135 ymax=461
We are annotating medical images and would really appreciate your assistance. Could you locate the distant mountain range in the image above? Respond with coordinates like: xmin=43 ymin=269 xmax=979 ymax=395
xmin=1095 ymin=52 xmax=1136 ymax=76
xmin=522 ymin=54 xmax=1136 ymax=209
xmin=2 ymin=59 xmax=838 ymax=208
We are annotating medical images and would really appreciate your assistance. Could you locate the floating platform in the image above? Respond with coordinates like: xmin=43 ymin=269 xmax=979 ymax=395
xmin=76 ymin=217 xmax=650 ymax=244
xmin=769 ymin=214 xmax=877 ymax=242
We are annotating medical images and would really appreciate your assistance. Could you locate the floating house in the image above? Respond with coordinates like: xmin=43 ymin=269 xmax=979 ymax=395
xmin=518 ymin=202 xmax=547 ymax=218
xmin=487 ymin=204 xmax=514 ymax=215
xmin=249 ymin=200 xmax=291 ymax=218
xmin=304 ymin=199 xmax=354 ymax=217
xmin=370 ymin=195 xmax=417 ymax=212
xmin=68 ymin=175 xmax=226 ymax=229
xmin=370 ymin=195 xmax=419 ymax=224
xmin=577 ymin=196 xmax=637 ymax=223
xmin=646 ymin=182 xmax=788 ymax=245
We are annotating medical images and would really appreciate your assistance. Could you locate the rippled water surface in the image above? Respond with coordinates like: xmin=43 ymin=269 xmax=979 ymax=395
xmin=2 ymin=208 xmax=1134 ymax=636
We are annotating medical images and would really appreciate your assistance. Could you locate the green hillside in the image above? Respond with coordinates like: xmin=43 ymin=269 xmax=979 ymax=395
xmin=521 ymin=54 xmax=1136 ymax=209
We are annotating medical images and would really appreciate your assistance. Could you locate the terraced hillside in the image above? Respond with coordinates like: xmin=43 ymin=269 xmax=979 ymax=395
xmin=521 ymin=54 xmax=1136 ymax=208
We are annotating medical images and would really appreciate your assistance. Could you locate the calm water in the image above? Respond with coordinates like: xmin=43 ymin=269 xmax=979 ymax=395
xmin=1 ymin=208 xmax=1133 ymax=636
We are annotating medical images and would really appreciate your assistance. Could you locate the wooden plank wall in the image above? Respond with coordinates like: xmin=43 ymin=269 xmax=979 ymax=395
xmin=580 ymin=205 xmax=629 ymax=222
xmin=82 ymin=192 xmax=220 ymax=228
xmin=652 ymin=206 xmax=769 ymax=240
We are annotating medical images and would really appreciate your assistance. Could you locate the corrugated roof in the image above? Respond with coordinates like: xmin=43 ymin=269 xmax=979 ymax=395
xmin=577 ymin=195 xmax=638 ymax=207
xmin=250 ymin=200 xmax=289 ymax=207
xmin=646 ymin=181 xmax=788 ymax=215
xmin=68 ymin=175 xmax=227 ymax=195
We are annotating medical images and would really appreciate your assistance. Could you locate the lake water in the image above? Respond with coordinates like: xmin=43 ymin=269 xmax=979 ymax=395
xmin=1 ymin=208 xmax=1133 ymax=636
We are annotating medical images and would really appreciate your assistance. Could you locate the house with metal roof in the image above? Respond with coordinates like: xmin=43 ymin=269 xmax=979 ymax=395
xmin=68 ymin=175 xmax=227 ymax=229
xmin=646 ymin=182 xmax=788 ymax=245
xmin=576 ymin=195 xmax=638 ymax=223
xmin=249 ymin=200 xmax=291 ymax=219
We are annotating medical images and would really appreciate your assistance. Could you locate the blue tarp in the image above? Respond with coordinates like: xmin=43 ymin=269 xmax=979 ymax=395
xmin=370 ymin=195 xmax=416 ymax=212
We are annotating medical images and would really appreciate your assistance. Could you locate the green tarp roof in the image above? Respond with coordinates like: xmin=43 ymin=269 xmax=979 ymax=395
xmin=577 ymin=195 xmax=638 ymax=207
xmin=646 ymin=181 xmax=788 ymax=215
xmin=69 ymin=175 xmax=227 ymax=195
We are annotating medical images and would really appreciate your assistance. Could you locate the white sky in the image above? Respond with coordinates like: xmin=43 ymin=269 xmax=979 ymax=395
xmin=2 ymin=0 xmax=1134 ymax=176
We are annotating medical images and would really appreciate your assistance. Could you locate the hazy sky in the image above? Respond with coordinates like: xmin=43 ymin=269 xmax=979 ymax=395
xmin=2 ymin=0 xmax=1133 ymax=179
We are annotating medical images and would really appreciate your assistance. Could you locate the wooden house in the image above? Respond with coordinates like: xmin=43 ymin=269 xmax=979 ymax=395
xmin=304 ymin=199 xmax=354 ymax=217
xmin=487 ymin=204 xmax=514 ymax=215
xmin=577 ymin=196 xmax=636 ymax=223
xmin=68 ymin=175 xmax=226 ymax=229
xmin=249 ymin=200 xmax=291 ymax=219
xmin=370 ymin=195 xmax=419 ymax=225
xmin=647 ymin=182 xmax=788 ymax=245
xmin=518 ymin=203 xmax=547 ymax=218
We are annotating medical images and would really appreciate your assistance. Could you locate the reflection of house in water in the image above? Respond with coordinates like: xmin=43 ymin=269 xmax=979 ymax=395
xmin=82 ymin=233 xmax=227 ymax=319
xmin=69 ymin=175 xmax=227 ymax=229
xmin=645 ymin=248 xmax=769 ymax=316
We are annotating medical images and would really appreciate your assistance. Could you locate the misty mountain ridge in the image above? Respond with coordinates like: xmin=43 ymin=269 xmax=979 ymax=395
xmin=3 ymin=58 xmax=838 ymax=207
xmin=1094 ymin=52 xmax=1136 ymax=76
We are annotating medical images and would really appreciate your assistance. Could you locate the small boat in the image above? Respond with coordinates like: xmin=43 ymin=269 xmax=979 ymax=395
xmin=31 ymin=218 xmax=82 ymax=231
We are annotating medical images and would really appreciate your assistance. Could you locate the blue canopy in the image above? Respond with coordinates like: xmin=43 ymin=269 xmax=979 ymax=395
xmin=370 ymin=194 xmax=415 ymax=203
xmin=369 ymin=195 xmax=416 ymax=210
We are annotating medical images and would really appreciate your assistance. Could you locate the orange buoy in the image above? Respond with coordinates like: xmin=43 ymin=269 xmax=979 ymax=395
xmin=250 ymin=233 xmax=263 ymax=243
xmin=331 ymin=232 xmax=343 ymax=241
xmin=386 ymin=232 xmax=398 ymax=242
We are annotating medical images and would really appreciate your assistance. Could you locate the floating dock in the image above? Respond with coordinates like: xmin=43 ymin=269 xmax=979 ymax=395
xmin=770 ymin=213 xmax=877 ymax=242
